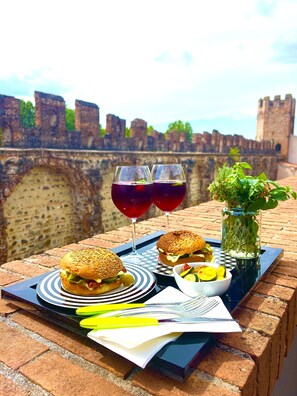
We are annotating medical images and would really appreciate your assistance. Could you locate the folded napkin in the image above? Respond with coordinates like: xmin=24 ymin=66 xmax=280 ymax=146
xmin=87 ymin=286 xmax=241 ymax=368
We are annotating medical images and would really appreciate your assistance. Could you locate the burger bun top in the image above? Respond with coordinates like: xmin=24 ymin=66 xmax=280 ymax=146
xmin=157 ymin=230 xmax=206 ymax=255
xmin=60 ymin=248 xmax=125 ymax=280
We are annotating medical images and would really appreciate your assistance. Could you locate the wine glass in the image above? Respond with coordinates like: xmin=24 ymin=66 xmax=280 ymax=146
xmin=111 ymin=165 xmax=153 ymax=263
xmin=151 ymin=164 xmax=186 ymax=232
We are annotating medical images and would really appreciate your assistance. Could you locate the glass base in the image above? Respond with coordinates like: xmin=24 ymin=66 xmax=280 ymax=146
xmin=121 ymin=252 xmax=142 ymax=265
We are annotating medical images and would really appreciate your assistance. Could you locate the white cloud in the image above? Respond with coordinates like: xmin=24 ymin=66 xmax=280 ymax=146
xmin=0 ymin=0 xmax=296 ymax=138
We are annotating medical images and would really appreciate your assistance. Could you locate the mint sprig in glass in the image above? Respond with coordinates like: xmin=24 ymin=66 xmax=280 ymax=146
xmin=208 ymin=162 xmax=297 ymax=258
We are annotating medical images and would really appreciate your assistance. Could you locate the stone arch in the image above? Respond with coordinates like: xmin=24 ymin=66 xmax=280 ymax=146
xmin=0 ymin=154 xmax=103 ymax=263
xmin=3 ymin=166 xmax=76 ymax=261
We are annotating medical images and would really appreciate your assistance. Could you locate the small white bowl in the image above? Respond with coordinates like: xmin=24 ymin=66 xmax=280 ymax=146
xmin=173 ymin=262 xmax=232 ymax=297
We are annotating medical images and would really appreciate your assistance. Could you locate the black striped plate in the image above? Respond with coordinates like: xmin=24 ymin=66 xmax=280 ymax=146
xmin=36 ymin=264 xmax=156 ymax=309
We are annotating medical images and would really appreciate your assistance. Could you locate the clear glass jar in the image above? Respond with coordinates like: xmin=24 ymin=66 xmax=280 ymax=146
xmin=221 ymin=207 xmax=262 ymax=259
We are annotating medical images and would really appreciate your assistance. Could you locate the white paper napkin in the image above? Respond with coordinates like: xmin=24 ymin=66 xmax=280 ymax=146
xmin=87 ymin=286 xmax=241 ymax=368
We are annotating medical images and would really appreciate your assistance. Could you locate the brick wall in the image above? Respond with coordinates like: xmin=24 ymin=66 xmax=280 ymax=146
xmin=0 ymin=148 xmax=279 ymax=264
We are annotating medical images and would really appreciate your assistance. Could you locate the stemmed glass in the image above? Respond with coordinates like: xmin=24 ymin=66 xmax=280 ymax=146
xmin=152 ymin=164 xmax=186 ymax=232
xmin=111 ymin=165 xmax=153 ymax=263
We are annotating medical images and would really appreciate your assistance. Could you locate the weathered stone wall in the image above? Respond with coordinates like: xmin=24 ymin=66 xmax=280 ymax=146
xmin=0 ymin=148 xmax=279 ymax=264
xmin=4 ymin=167 xmax=76 ymax=259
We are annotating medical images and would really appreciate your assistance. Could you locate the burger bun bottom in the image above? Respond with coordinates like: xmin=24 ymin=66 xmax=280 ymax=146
xmin=60 ymin=274 xmax=122 ymax=296
xmin=158 ymin=254 xmax=205 ymax=267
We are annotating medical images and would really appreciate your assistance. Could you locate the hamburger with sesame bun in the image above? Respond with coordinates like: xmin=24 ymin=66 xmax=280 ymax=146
xmin=60 ymin=248 xmax=133 ymax=296
xmin=157 ymin=230 xmax=214 ymax=267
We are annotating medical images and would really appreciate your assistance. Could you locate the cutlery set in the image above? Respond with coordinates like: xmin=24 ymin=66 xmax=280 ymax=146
xmin=77 ymin=294 xmax=236 ymax=330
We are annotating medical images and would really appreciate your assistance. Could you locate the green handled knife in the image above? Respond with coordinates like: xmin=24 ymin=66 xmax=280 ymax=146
xmin=80 ymin=316 xmax=236 ymax=330
xmin=76 ymin=303 xmax=146 ymax=316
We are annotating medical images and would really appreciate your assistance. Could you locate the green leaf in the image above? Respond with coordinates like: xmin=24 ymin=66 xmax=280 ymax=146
xmin=239 ymin=162 xmax=252 ymax=169
xmin=246 ymin=197 xmax=266 ymax=211
xmin=269 ymin=191 xmax=288 ymax=201
xmin=262 ymin=199 xmax=279 ymax=210
xmin=258 ymin=172 xmax=268 ymax=181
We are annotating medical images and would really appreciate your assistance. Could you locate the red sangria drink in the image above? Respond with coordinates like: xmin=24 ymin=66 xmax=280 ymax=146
xmin=112 ymin=182 xmax=153 ymax=219
xmin=151 ymin=164 xmax=186 ymax=232
xmin=111 ymin=165 xmax=153 ymax=263
xmin=153 ymin=180 xmax=186 ymax=212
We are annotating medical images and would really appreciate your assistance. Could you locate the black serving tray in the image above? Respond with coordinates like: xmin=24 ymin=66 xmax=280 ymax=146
xmin=1 ymin=231 xmax=283 ymax=380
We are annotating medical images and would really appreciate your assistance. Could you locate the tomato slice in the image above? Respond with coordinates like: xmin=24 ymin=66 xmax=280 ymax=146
xmin=182 ymin=263 xmax=191 ymax=272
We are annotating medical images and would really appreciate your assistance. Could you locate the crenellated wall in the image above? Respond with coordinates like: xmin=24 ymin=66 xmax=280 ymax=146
xmin=0 ymin=148 xmax=279 ymax=264
xmin=0 ymin=91 xmax=276 ymax=154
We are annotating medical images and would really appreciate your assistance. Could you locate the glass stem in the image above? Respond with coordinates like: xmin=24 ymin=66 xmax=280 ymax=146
xmin=165 ymin=212 xmax=170 ymax=233
xmin=131 ymin=218 xmax=137 ymax=255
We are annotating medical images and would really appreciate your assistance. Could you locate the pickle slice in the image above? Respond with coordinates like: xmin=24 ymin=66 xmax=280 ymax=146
xmin=119 ymin=273 xmax=135 ymax=287
xmin=197 ymin=266 xmax=217 ymax=281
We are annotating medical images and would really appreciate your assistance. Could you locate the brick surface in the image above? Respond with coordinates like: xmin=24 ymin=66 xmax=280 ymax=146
xmin=12 ymin=310 xmax=135 ymax=378
xmin=44 ymin=246 xmax=72 ymax=257
xmin=197 ymin=347 xmax=256 ymax=396
xmin=240 ymin=292 xmax=287 ymax=371
xmin=274 ymin=264 xmax=297 ymax=278
xmin=215 ymin=330 xmax=271 ymax=396
xmin=233 ymin=307 xmax=281 ymax=391
xmin=132 ymin=366 xmax=240 ymax=396
xmin=20 ymin=351 xmax=132 ymax=396
xmin=24 ymin=254 xmax=61 ymax=268
xmin=0 ymin=374 xmax=29 ymax=396
xmin=0 ymin=322 xmax=48 ymax=369
xmin=0 ymin=298 xmax=20 ymax=315
xmin=1 ymin=261 xmax=48 ymax=278
xmin=78 ymin=237 xmax=117 ymax=248
xmin=253 ymin=281 xmax=296 ymax=351
xmin=0 ymin=269 xmax=22 ymax=286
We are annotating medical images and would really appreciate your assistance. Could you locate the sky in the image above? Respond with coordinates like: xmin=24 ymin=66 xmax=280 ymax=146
xmin=1 ymin=0 xmax=296 ymax=140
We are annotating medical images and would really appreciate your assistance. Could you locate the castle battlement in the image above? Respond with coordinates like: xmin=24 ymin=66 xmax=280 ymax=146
xmin=258 ymin=94 xmax=294 ymax=110
xmin=256 ymin=94 xmax=295 ymax=159
xmin=0 ymin=90 xmax=278 ymax=155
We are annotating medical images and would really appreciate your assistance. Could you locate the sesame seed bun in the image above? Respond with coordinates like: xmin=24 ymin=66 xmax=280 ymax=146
xmin=156 ymin=230 xmax=214 ymax=267
xmin=60 ymin=248 xmax=126 ymax=296
xmin=60 ymin=248 xmax=125 ymax=280
xmin=157 ymin=230 xmax=206 ymax=256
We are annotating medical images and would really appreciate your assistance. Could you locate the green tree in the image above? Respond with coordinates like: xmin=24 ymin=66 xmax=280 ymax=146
xmin=147 ymin=125 xmax=154 ymax=136
xmin=20 ymin=100 xmax=35 ymax=127
xmin=166 ymin=120 xmax=193 ymax=142
xmin=125 ymin=127 xmax=131 ymax=138
xmin=229 ymin=147 xmax=240 ymax=163
xmin=66 ymin=107 xmax=75 ymax=130
xmin=100 ymin=124 xmax=106 ymax=137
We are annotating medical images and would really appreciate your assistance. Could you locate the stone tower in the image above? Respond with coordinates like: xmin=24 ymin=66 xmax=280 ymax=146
xmin=256 ymin=94 xmax=296 ymax=160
